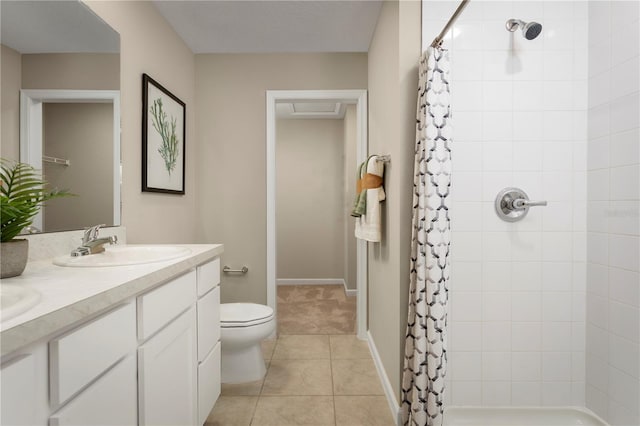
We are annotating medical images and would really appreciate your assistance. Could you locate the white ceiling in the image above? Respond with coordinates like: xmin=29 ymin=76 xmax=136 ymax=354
xmin=0 ymin=1 xmax=119 ymax=54
xmin=153 ymin=0 xmax=383 ymax=54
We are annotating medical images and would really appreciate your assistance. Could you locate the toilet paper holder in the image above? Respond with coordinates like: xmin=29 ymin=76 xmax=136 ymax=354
xmin=223 ymin=265 xmax=249 ymax=274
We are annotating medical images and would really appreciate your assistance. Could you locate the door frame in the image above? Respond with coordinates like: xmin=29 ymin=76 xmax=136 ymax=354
xmin=20 ymin=89 xmax=121 ymax=231
xmin=266 ymin=89 xmax=368 ymax=339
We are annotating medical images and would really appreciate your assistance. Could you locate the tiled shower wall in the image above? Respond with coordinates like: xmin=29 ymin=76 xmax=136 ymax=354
xmin=423 ymin=1 xmax=588 ymax=406
xmin=585 ymin=1 xmax=640 ymax=425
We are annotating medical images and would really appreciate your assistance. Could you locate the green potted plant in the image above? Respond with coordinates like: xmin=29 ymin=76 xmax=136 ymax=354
xmin=1 ymin=159 xmax=70 ymax=278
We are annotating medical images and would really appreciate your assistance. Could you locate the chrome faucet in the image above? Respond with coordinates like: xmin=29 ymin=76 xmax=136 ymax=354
xmin=71 ymin=224 xmax=118 ymax=257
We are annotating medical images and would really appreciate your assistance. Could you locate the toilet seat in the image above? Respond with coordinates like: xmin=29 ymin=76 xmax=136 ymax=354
xmin=220 ymin=303 xmax=274 ymax=328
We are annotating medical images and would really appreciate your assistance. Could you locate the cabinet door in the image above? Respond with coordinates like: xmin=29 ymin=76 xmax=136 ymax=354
xmin=138 ymin=307 xmax=197 ymax=426
xmin=0 ymin=345 xmax=48 ymax=426
xmin=49 ymin=355 xmax=137 ymax=426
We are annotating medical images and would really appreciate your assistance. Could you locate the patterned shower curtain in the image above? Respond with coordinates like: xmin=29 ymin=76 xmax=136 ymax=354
xmin=401 ymin=46 xmax=452 ymax=426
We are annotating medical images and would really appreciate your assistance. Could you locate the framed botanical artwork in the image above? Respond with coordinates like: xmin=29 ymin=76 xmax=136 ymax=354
xmin=142 ymin=73 xmax=186 ymax=194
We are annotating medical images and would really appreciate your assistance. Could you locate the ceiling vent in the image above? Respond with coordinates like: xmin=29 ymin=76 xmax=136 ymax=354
xmin=276 ymin=102 xmax=346 ymax=120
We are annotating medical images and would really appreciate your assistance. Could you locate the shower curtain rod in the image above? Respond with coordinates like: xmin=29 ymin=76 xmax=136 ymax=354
xmin=430 ymin=0 xmax=470 ymax=48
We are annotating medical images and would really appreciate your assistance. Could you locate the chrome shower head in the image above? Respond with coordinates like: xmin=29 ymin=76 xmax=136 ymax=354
xmin=506 ymin=19 xmax=543 ymax=40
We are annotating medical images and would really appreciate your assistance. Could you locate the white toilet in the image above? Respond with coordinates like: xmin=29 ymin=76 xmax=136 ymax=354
xmin=220 ymin=303 xmax=275 ymax=383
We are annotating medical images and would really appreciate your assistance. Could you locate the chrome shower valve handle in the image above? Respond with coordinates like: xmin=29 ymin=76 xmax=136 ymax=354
xmin=512 ymin=198 xmax=548 ymax=209
xmin=495 ymin=187 xmax=547 ymax=222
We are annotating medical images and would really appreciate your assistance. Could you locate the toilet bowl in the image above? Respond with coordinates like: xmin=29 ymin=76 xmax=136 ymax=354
xmin=220 ymin=302 xmax=275 ymax=384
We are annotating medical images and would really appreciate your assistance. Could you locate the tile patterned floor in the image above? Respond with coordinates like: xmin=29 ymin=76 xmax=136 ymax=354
xmin=206 ymin=285 xmax=394 ymax=426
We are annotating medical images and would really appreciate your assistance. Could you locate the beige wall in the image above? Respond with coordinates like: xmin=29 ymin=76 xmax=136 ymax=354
xmin=21 ymin=53 xmax=119 ymax=90
xmin=22 ymin=54 xmax=119 ymax=230
xmin=343 ymin=105 xmax=358 ymax=290
xmin=85 ymin=1 xmax=198 ymax=243
xmin=396 ymin=1 xmax=422 ymax=398
xmin=367 ymin=0 xmax=421 ymax=402
xmin=276 ymin=118 xmax=345 ymax=279
xmin=195 ymin=53 xmax=367 ymax=304
xmin=1 ymin=49 xmax=119 ymax=174
xmin=43 ymin=103 xmax=113 ymax=231
xmin=1 ymin=45 xmax=22 ymax=161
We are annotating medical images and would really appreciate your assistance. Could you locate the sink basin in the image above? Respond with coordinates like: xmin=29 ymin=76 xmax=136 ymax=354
xmin=53 ymin=245 xmax=192 ymax=267
xmin=1 ymin=285 xmax=41 ymax=321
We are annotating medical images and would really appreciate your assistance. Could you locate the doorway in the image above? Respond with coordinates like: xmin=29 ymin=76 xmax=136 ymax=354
xmin=20 ymin=89 xmax=121 ymax=231
xmin=266 ymin=90 xmax=368 ymax=339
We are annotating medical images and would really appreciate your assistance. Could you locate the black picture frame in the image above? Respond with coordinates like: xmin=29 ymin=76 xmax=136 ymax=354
xmin=142 ymin=73 xmax=186 ymax=194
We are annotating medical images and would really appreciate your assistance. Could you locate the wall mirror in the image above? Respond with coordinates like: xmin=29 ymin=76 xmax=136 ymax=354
xmin=1 ymin=0 xmax=121 ymax=233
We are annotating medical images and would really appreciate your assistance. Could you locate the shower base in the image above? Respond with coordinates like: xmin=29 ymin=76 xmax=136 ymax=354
xmin=443 ymin=407 xmax=608 ymax=426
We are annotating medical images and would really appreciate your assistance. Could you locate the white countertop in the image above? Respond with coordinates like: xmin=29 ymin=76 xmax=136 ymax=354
xmin=0 ymin=244 xmax=224 ymax=357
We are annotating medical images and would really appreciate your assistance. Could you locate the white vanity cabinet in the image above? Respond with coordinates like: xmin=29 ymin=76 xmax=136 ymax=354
xmin=137 ymin=260 xmax=222 ymax=426
xmin=50 ymin=303 xmax=137 ymax=409
xmin=0 ymin=345 xmax=48 ymax=426
xmin=138 ymin=307 xmax=198 ymax=425
xmin=48 ymin=302 xmax=137 ymax=425
xmin=0 ymin=250 xmax=222 ymax=426
xmin=1 ymin=303 xmax=138 ymax=426
xmin=49 ymin=355 xmax=138 ymax=426
xmin=196 ymin=258 xmax=221 ymax=425
xmin=137 ymin=270 xmax=198 ymax=426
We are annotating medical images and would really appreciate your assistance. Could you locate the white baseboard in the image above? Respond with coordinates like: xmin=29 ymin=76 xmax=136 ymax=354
xmin=344 ymin=287 xmax=357 ymax=297
xmin=367 ymin=330 xmax=402 ymax=426
xmin=277 ymin=278 xmax=344 ymax=286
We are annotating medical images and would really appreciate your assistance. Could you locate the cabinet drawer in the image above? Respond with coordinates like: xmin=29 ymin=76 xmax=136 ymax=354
xmin=198 ymin=342 xmax=221 ymax=426
xmin=197 ymin=258 xmax=220 ymax=297
xmin=49 ymin=355 xmax=137 ymax=426
xmin=137 ymin=270 xmax=196 ymax=341
xmin=197 ymin=286 xmax=220 ymax=362
xmin=50 ymin=303 xmax=136 ymax=409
